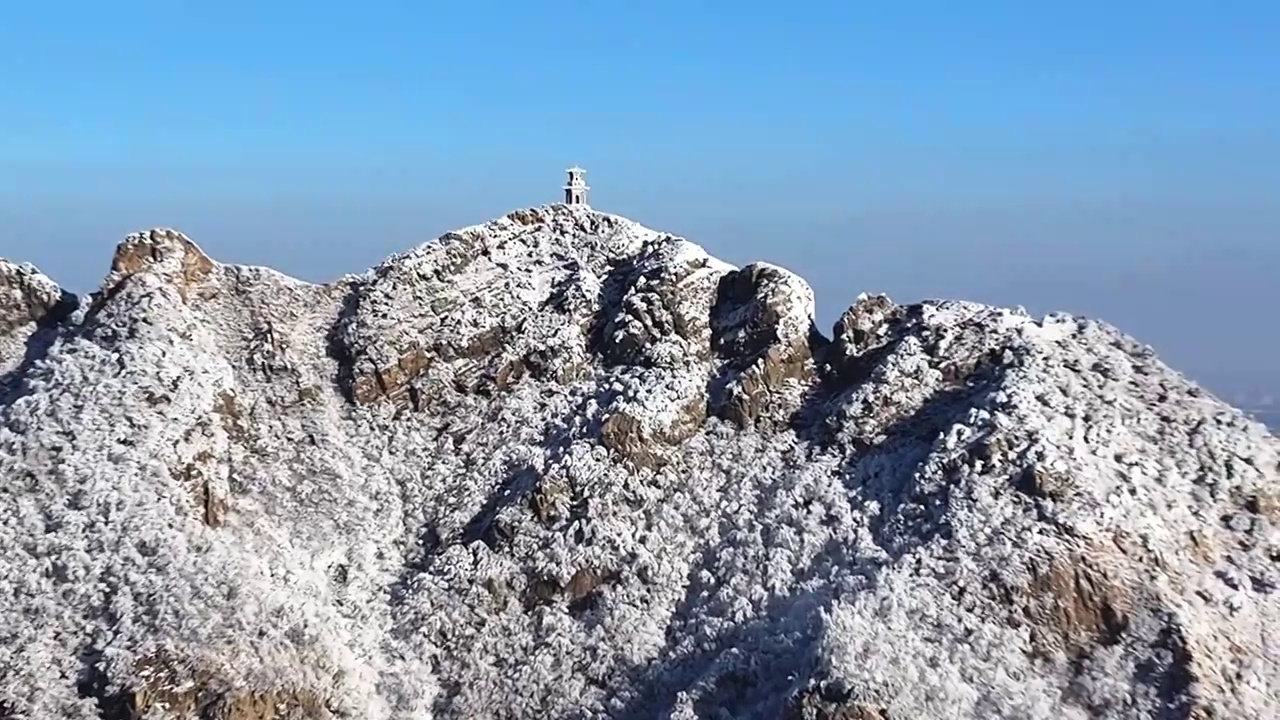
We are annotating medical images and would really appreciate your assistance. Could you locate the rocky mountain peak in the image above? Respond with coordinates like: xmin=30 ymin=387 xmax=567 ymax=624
xmin=103 ymin=227 xmax=217 ymax=302
xmin=0 ymin=258 xmax=78 ymax=383
xmin=0 ymin=205 xmax=1276 ymax=719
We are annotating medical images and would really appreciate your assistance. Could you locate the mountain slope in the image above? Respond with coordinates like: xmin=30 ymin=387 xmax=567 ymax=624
xmin=0 ymin=205 xmax=1277 ymax=720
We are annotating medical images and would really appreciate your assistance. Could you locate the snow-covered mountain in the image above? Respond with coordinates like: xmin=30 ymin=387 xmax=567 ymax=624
xmin=1 ymin=204 xmax=1277 ymax=720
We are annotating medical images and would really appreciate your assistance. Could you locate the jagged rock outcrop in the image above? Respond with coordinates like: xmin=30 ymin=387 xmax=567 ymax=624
xmin=0 ymin=259 xmax=77 ymax=382
xmin=0 ymin=204 xmax=1276 ymax=720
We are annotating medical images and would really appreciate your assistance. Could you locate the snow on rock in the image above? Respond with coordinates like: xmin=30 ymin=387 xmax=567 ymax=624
xmin=0 ymin=259 xmax=77 ymax=381
xmin=0 ymin=203 xmax=1277 ymax=720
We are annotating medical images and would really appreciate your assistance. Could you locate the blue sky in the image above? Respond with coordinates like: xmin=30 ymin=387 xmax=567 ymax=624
xmin=1 ymin=1 xmax=1278 ymax=399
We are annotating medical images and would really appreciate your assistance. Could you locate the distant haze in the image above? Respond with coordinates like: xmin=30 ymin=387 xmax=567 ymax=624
xmin=1 ymin=2 xmax=1277 ymax=403
xmin=1247 ymin=408 xmax=1280 ymax=430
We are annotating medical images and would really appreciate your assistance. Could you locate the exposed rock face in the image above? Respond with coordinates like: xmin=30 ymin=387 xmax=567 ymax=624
xmin=104 ymin=228 xmax=217 ymax=302
xmin=0 ymin=204 xmax=1276 ymax=720
xmin=0 ymin=259 xmax=77 ymax=382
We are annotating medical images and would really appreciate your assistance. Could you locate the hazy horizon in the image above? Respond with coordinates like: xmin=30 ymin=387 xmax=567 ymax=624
xmin=2 ymin=1 xmax=1277 ymax=404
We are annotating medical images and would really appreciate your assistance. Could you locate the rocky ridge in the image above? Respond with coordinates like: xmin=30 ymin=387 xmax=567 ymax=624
xmin=0 ymin=204 xmax=1276 ymax=719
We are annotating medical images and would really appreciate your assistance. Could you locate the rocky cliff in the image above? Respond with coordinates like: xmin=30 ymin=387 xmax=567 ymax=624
xmin=0 ymin=204 xmax=1276 ymax=720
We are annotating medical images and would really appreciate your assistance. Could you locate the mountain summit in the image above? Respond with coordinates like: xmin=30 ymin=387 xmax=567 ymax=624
xmin=1 ymin=204 xmax=1276 ymax=720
